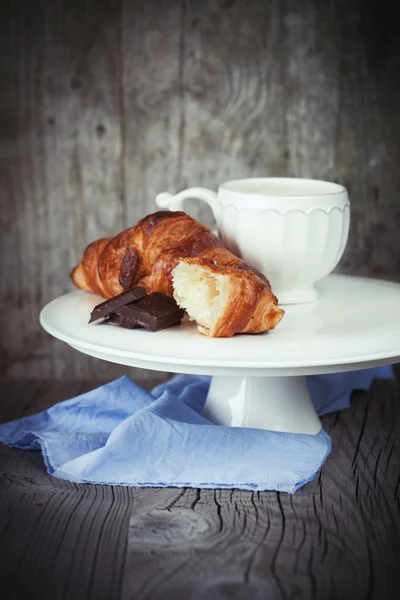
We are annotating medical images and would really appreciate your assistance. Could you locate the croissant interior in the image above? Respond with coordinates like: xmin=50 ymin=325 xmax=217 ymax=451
xmin=172 ymin=262 xmax=231 ymax=334
xmin=172 ymin=248 xmax=285 ymax=337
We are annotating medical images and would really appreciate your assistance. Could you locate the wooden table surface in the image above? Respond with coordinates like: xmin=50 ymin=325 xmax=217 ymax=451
xmin=1 ymin=376 xmax=400 ymax=600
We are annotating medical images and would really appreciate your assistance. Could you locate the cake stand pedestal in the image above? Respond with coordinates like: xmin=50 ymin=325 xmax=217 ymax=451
xmin=204 ymin=376 xmax=320 ymax=433
xmin=40 ymin=275 xmax=400 ymax=436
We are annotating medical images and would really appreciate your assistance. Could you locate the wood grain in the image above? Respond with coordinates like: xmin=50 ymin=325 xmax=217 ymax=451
xmin=0 ymin=0 xmax=163 ymax=382
xmin=121 ymin=0 xmax=184 ymax=226
xmin=0 ymin=380 xmax=134 ymax=600
xmin=334 ymin=0 xmax=400 ymax=280
xmin=284 ymin=0 xmax=340 ymax=180
xmin=122 ymin=379 xmax=400 ymax=600
xmin=1 ymin=0 xmax=400 ymax=380
xmin=179 ymin=0 xmax=287 ymax=227
xmin=1 ymin=377 xmax=400 ymax=599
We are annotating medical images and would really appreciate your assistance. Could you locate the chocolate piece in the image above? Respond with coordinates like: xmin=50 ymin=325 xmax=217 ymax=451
xmin=105 ymin=313 xmax=136 ymax=329
xmin=89 ymin=287 xmax=147 ymax=323
xmin=115 ymin=292 xmax=184 ymax=332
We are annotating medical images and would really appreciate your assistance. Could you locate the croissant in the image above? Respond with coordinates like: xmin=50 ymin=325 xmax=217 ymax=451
xmin=70 ymin=211 xmax=224 ymax=298
xmin=71 ymin=210 xmax=284 ymax=337
xmin=172 ymin=248 xmax=284 ymax=337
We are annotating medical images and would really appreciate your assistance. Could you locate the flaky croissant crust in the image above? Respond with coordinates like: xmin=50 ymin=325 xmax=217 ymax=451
xmin=70 ymin=211 xmax=225 ymax=298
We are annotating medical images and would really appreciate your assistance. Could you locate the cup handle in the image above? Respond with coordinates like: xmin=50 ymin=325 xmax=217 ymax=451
xmin=155 ymin=187 xmax=219 ymax=221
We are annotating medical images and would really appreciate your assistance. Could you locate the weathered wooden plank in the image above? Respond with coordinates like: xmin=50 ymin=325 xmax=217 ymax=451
xmin=284 ymin=0 xmax=340 ymax=180
xmin=0 ymin=0 xmax=126 ymax=380
xmin=122 ymin=379 xmax=400 ymax=600
xmin=1 ymin=378 xmax=400 ymax=599
xmin=0 ymin=379 xmax=134 ymax=600
xmin=1 ymin=0 xmax=400 ymax=381
xmin=0 ymin=0 xmax=167 ymax=383
xmin=178 ymin=0 xmax=287 ymax=227
xmin=121 ymin=0 xmax=183 ymax=225
xmin=334 ymin=0 xmax=400 ymax=281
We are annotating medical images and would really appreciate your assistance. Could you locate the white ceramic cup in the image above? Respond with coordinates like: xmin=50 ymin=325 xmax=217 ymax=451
xmin=155 ymin=177 xmax=350 ymax=304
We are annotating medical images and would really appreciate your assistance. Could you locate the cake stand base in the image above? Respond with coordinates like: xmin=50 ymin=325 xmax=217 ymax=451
xmin=203 ymin=375 xmax=321 ymax=434
xmin=40 ymin=276 xmax=400 ymax=436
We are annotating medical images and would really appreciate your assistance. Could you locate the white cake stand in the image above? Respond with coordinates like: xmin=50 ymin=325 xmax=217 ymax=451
xmin=40 ymin=275 xmax=400 ymax=435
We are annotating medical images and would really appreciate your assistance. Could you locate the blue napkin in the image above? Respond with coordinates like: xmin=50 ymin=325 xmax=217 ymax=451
xmin=0 ymin=367 xmax=393 ymax=493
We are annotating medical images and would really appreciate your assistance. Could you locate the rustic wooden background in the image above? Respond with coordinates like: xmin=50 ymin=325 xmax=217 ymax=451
xmin=0 ymin=0 xmax=399 ymax=381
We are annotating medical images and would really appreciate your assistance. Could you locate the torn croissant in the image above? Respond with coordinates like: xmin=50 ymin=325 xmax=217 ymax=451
xmin=70 ymin=210 xmax=284 ymax=337
xmin=172 ymin=248 xmax=284 ymax=337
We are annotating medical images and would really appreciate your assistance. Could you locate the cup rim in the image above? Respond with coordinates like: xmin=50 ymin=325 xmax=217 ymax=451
xmin=220 ymin=177 xmax=347 ymax=198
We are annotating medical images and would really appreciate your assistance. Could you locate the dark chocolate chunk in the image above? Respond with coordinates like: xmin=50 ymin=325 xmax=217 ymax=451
xmin=115 ymin=292 xmax=184 ymax=332
xmin=105 ymin=313 xmax=137 ymax=329
xmin=89 ymin=287 xmax=147 ymax=323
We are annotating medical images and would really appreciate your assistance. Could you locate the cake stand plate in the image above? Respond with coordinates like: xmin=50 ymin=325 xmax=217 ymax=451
xmin=40 ymin=275 xmax=400 ymax=435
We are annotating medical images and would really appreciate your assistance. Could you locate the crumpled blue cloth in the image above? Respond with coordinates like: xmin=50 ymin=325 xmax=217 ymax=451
xmin=0 ymin=367 xmax=393 ymax=493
